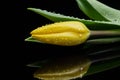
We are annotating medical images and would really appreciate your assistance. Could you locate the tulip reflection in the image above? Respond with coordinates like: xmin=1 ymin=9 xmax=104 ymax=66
xmin=34 ymin=55 xmax=91 ymax=80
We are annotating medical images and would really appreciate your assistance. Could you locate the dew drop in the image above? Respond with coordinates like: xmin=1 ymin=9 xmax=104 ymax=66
xmin=80 ymin=67 xmax=83 ymax=71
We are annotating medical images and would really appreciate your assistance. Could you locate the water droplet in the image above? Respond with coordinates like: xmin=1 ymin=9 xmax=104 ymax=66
xmin=80 ymin=74 xmax=83 ymax=78
xmin=80 ymin=67 xmax=83 ymax=71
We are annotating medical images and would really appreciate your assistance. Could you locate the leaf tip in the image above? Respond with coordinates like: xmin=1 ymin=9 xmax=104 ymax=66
xmin=27 ymin=7 xmax=36 ymax=11
xmin=27 ymin=7 xmax=32 ymax=10
xmin=24 ymin=37 xmax=31 ymax=41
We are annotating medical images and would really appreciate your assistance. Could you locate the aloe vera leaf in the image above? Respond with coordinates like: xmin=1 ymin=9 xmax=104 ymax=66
xmin=86 ymin=57 xmax=120 ymax=76
xmin=27 ymin=8 xmax=120 ymax=30
xmin=76 ymin=0 xmax=120 ymax=22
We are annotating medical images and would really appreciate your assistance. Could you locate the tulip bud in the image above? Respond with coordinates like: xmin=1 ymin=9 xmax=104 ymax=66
xmin=31 ymin=21 xmax=90 ymax=46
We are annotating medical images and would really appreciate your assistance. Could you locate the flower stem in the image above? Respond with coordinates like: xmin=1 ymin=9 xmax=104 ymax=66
xmin=90 ymin=30 xmax=120 ymax=39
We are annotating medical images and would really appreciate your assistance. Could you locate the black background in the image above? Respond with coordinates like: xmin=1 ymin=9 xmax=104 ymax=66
xmin=10 ymin=0 xmax=120 ymax=80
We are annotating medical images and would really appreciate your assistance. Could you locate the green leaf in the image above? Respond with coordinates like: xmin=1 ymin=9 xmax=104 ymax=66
xmin=25 ymin=37 xmax=120 ymax=45
xmin=86 ymin=37 xmax=120 ymax=44
xmin=86 ymin=57 xmax=120 ymax=76
xmin=76 ymin=0 xmax=120 ymax=22
xmin=25 ymin=37 xmax=43 ymax=43
xmin=27 ymin=8 xmax=120 ymax=30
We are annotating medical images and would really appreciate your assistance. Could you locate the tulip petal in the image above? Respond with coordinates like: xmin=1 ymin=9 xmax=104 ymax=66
xmin=31 ymin=21 xmax=89 ymax=34
xmin=32 ymin=32 xmax=89 ymax=46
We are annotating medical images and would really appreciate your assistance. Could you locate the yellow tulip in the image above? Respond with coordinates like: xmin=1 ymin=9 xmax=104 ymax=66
xmin=31 ymin=21 xmax=90 ymax=46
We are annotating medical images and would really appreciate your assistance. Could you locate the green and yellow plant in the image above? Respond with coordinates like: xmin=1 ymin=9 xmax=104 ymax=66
xmin=25 ymin=0 xmax=120 ymax=80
